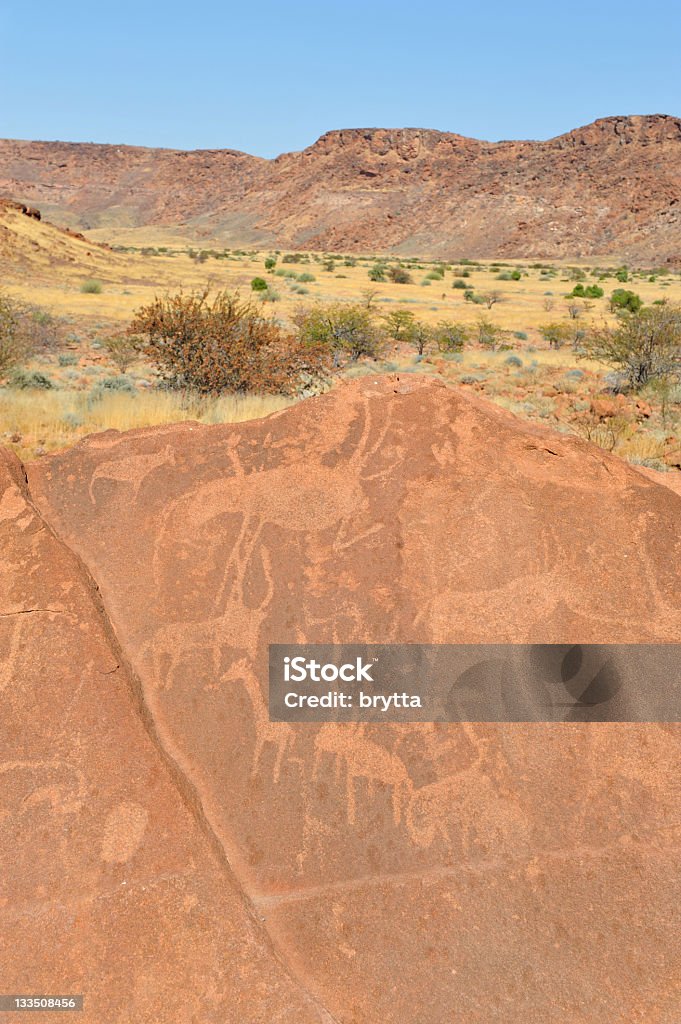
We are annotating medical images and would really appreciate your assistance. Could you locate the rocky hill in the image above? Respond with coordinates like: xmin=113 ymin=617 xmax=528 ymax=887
xmin=1 ymin=115 xmax=681 ymax=261
xmin=4 ymin=375 xmax=681 ymax=1021
xmin=0 ymin=196 xmax=126 ymax=280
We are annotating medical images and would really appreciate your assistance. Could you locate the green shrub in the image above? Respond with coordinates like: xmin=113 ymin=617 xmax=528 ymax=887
xmin=251 ymin=277 xmax=268 ymax=292
xmin=104 ymin=334 xmax=140 ymax=373
xmin=387 ymin=265 xmax=413 ymax=284
xmin=610 ymin=289 xmax=642 ymax=313
xmin=571 ymin=283 xmax=604 ymax=299
xmin=264 ymin=257 xmax=277 ymax=271
xmin=434 ymin=321 xmax=468 ymax=352
xmin=452 ymin=279 xmax=466 ymax=289
xmin=81 ymin=279 xmax=103 ymax=294
xmin=298 ymin=273 xmax=316 ymax=283
xmin=295 ymin=302 xmax=384 ymax=363
xmin=9 ymin=369 xmax=53 ymax=389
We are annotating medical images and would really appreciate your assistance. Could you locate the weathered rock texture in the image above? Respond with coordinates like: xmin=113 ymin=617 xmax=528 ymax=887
xmin=4 ymin=376 xmax=681 ymax=1022
xmin=2 ymin=115 xmax=681 ymax=260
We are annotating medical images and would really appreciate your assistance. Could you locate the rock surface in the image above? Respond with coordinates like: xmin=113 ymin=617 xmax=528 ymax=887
xmin=2 ymin=115 xmax=681 ymax=260
xmin=4 ymin=376 xmax=681 ymax=1021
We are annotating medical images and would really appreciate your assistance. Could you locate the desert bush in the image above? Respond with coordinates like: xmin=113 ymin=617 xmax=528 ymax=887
xmin=104 ymin=334 xmax=140 ymax=373
xmin=539 ymin=323 xmax=574 ymax=349
xmin=383 ymin=309 xmax=415 ymax=341
xmin=368 ymin=264 xmax=386 ymax=282
xmin=9 ymin=369 xmax=53 ymax=389
xmin=433 ymin=321 xmax=468 ymax=352
xmin=264 ymin=256 xmax=277 ymax=271
xmin=580 ymin=303 xmax=681 ymax=389
xmin=93 ymin=375 xmax=137 ymax=395
xmin=0 ymin=294 xmax=30 ymax=376
xmin=81 ymin=279 xmax=103 ymax=294
xmin=298 ymin=273 xmax=316 ymax=283
xmin=571 ymin=283 xmax=604 ymax=299
xmin=476 ymin=315 xmax=500 ymax=349
xmin=408 ymin=320 xmax=433 ymax=356
xmin=129 ymin=289 xmax=331 ymax=395
xmin=282 ymin=254 xmax=303 ymax=264
xmin=452 ymin=279 xmax=466 ymax=289
xmin=481 ymin=291 xmax=502 ymax=309
xmin=294 ymin=303 xmax=384 ymax=364
xmin=0 ymin=294 xmax=65 ymax=377
xmin=251 ymin=277 xmax=268 ymax=292
xmin=610 ymin=289 xmax=642 ymax=313
xmin=387 ymin=265 xmax=413 ymax=284
xmin=615 ymin=267 xmax=629 ymax=283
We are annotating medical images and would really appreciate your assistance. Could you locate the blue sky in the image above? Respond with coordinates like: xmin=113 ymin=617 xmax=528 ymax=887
xmin=1 ymin=0 xmax=679 ymax=156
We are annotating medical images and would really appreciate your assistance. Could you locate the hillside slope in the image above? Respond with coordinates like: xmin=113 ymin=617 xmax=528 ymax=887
xmin=0 ymin=197 xmax=130 ymax=281
xmin=1 ymin=115 xmax=681 ymax=260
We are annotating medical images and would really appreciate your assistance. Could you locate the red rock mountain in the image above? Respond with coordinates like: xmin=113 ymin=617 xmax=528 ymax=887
xmin=4 ymin=375 xmax=681 ymax=1021
xmin=1 ymin=114 xmax=681 ymax=260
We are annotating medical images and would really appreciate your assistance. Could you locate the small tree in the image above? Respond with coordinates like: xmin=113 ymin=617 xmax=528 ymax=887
xmin=0 ymin=293 xmax=62 ymax=377
xmin=104 ymin=334 xmax=140 ymax=373
xmin=360 ymin=288 xmax=379 ymax=309
xmin=129 ymin=290 xmax=331 ymax=394
xmin=408 ymin=320 xmax=432 ymax=356
xmin=383 ymin=309 xmax=416 ymax=341
xmin=264 ymin=257 xmax=277 ymax=271
xmin=580 ymin=304 xmax=681 ymax=389
xmin=295 ymin=303 xmax=384 ymax=364
xmin=539 ymin=322 xmax=573 ymax=350
xmin=433 ymin=321 xmax=468 ymax=352
xmin=610 ymin=289 xmax=642 ymax=314
xmin=482 ymin=290 xmax=501 ymax=309
xmin=476 ymin=315 xmax=500 ymax=349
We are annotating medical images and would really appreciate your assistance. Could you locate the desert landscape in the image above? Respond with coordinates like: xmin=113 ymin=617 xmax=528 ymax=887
xmin=3 ymin=100 xmax=681 ymax=1023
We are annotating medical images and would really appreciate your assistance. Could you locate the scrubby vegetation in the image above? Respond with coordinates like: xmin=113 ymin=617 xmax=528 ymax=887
xmin=129 ymin=290 xmax=331 ymax=395
xmin=2 ymin=250 xmax=681 ymax=474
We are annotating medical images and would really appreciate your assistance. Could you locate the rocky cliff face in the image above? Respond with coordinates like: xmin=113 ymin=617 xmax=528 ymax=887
xmin=1 ymin=114 xmax=680 ymax=260
xmin=4 ymin=375 xmax=681 ymax=1021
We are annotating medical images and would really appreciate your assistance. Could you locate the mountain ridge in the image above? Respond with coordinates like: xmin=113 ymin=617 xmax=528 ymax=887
xmin=1 ymin=114 xmax=680 ymax=259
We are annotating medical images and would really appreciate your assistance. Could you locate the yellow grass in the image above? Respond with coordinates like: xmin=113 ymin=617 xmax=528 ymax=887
xmin=3 ymin=201 xmax=680 ymax=342
xmin=0 ymin=389 xmax=294 ymax=461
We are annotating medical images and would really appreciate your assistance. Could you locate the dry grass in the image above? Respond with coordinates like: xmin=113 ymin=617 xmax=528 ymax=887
xmin=0 ymin=388 xmax=294 ymax=461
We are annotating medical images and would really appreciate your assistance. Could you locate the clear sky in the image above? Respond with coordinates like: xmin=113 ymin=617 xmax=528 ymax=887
xmin=1 ymin=0 xmax=679 ymax=157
